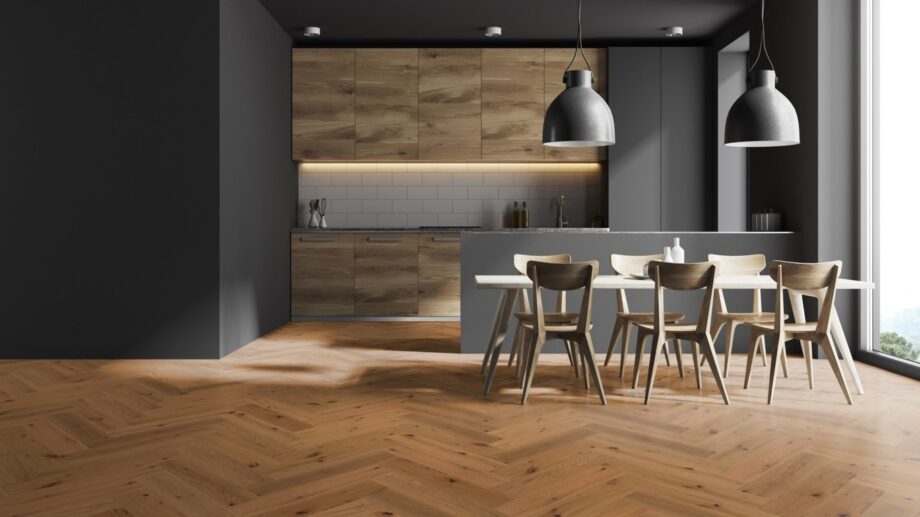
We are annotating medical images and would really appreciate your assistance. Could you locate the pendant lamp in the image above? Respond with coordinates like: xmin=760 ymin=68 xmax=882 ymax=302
xmin=543 ymin=0 xmax=615 ymax=147
xmin=724 ymin=0 xmax=800 ymax=147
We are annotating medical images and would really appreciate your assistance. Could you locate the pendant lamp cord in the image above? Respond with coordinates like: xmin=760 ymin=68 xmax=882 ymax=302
xmin=748 ymin=0 xmax=776 ymax=73
xmin=563 ymin=0 xmax=593 ymax=81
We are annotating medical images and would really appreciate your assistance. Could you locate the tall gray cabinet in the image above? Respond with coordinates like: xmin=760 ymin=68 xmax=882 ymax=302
xmin=608 ymin=47 xmax=712 ymax=231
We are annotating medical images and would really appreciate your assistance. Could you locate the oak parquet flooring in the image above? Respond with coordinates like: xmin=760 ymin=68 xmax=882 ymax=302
xmin=0 ymin=322 xmax=918 ymax=516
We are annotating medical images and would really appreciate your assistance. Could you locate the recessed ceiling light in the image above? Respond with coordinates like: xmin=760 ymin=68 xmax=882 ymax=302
xmin=304 ymin=26 xmax=321 ymax=37
xmin=665 ymin=26 xmax=683 ymax=37
xmin=484 ymin=26 xmax=502 ymax=38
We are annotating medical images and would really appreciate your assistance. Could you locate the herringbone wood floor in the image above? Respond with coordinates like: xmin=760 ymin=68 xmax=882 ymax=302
xmin=0 ymin=322 xmax=918 ymax=516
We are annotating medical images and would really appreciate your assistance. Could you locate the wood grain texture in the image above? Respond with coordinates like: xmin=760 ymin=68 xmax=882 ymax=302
xmin=0 ymin=322 xmax=918 ymax=516
xmin=418 ymin=233 xmax=461 ymax=316
xmin=418 ymin=48 xmax=482 ymax=160
xmin=292 ymin=48 xmax=356 ymax=160
xmin=355 ymin=234 xmax=419 ymax=316
xmin=356 ymin=49 xmax=419 ymax=160
xmin=544 ymin=48 xmax=608 ymax=161
xmin=481 ymin=49 xmax=544 ymax=160
xmin=291 ymin=234 xmax=355 ymax=316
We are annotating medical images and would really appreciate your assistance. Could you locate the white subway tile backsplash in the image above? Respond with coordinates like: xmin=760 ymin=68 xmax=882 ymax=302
xmin=422 ymin=174 xmax=453 ymax=186
xmin=392 ymin=172 xmax=423 ymax=186
xmin=423 ymin=199 xmax=453 ymax=212
xmin=393 ymin=199 xmax=423 ymax=212
xmin=437 ymin=186 xmax=468 ymax=200
xmin=377 ymin=213 xmax=408 ymax=227
xmin=362 ymin=173 xmax=392 ymax=186
xmin=377 ymin=186 xmax=408 ymax=200
xmin=407 ymin=186 xmax=437 ymax=199
xmin=346 ymin=213 xmax=377 ymax=227
xmin=362 ymin=200 xmax=392 ymax=213
xmin=453 ymin=199 xmax=483 ymax=213
xmin=347 ymin=186 xmax=377 ymax=199
xmin=331 ymin=173 xmax=363 ymax=186
xmin=407 ymin=213 xmax=439 ymax=227
xmin=438 ymin=213 xmax=469 ymax=226
xmin=317 ymin=186 xmax=347 ymax=199
xmin=299 ymin=164 xmax=602 ymax=228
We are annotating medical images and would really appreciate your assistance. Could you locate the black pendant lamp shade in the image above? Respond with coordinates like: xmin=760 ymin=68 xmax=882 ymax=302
xmin=724 ymin=0 xmax=800 ymax=147
xmin=542 ymin=0 xmax=615 ymax=148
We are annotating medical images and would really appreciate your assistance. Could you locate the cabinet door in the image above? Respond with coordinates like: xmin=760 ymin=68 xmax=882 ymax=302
xmin=292 ymin=49 xmax=356 ymax=160
xmin=418 ymin=233 xmax=461 ymax=316
xmin=481 ymin=49 xmax=544 ymax=161
xmin=355 ymin=234 xmax=419 ymax=316
xmin=544 ymin=48 xmax=608 ymax=162
xmin=291 ymin=234 xmax=355 ymax=317
xmin=356 ymin=49 xmax=419 ymax=160
xmin=419 ymin=49 xmax=481 ymax=160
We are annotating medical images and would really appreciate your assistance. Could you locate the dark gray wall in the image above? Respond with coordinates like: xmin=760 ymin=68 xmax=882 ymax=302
xmin=717 ymin=50 xmax=748 ymax=231
xmin=460 ymin=232 xmax=803 ymax=355
xmin=608 ymin=47 xmax=712 ymax=232
xmin=0 ymin=1 xmax=221 ymax=358
xmin=219 ymin=0 xmax=296 ymax=357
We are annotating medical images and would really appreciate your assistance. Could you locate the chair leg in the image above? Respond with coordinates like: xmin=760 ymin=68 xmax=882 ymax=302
xmin=483 ymin=333 xmax=506 ymax=397
xmin=563 ymin=338 xmax=575 ymax=368
xmin=570 ymin=341 xmax=581 ymax=378
xmin=690 ymin=341 xmax=702 ymax=389
xmin=507 ymin=323 xmax=519 ymax=368
xmin=779 ymin=341 xmax=789 ymax=378
xmin=631 ymin=330 xmax=650 ymax=389
xmin=643 ymin=335 xmax=666 ymax=404
xmin=803 ymin=339 xmax=814 ymax=389
xmin=819 ymin=336 xmax=853 ymax=405
xmin=701 ymin=335 xmax=731 ymax=405
xmin=619 ymin=323 xmax=633 ymax=380
xmin=582 ymin=333 xmax=607 ymax=405
xmin=521 ymin=334 xmax=546 ymax=405
xmin=605 ymin=319 xmax=624 ymax=367
xmin=518 ymin=327 xmax=532 ymax=388
xmin=767 ymin=336 xmax=784 ymax=405
xmin=662 ymin=339 xmax=672 ymax=367
xmin=744 ymin=332 xmax=760 ymax=389
xmin=580 ymin=342 xmax=590 ymax=390
xmin=757 ymin=335 xmax=768 ymax=366
xmin=673 ymin=339 xmax=685 ymax=378
xmin=722 ymin=321 xmax=738 ymax=378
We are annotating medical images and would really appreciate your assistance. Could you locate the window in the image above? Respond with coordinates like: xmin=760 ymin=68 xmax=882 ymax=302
xmin=869 ymin=0 xmax=920 ymax=365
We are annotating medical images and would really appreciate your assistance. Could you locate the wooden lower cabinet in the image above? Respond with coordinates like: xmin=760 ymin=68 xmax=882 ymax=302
xmin=355 ymin=234 xmax=419 ymax=316
xmin=418 ymin=234 xmax=461 ymax=316
xmin=291 ymin=234 xmax=355 ymax=317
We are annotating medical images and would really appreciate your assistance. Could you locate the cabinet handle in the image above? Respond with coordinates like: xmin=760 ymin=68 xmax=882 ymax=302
xmin=299 ymin=237 xmax=336 ymax=243
xmin=432 ymin=237 xmax=461 ymax=242
xmin=367 ymin=237 xmax=402 ymax=243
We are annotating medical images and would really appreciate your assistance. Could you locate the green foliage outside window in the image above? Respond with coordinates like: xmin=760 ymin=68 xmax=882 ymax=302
xmin=879 ymin=331 xmax=920 ymax=361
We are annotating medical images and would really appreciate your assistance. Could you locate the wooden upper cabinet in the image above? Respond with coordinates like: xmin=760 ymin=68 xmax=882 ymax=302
xmin=292 ymin=49 xmax=356 ymax=160
xmin=419 ymin=49 xmax=482 ymax=160
xmin=544 ymin=48 xmax=608 ymax=161
xmin=356 ymin=49 xmax=419 ymax=160
xmin=481 ymin=49 xmax=545 ymax=160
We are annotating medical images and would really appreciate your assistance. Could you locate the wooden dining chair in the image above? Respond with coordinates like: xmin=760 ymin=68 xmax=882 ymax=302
xmin=482 ymin=254 xmax=579 ymax=396
xmin=519 ymin=260 xmax=605 ymax=405
xmin=632 ymin=261 xmax=730 ymax=405
xmin=707 ymin=254 xmax=787 ymax=378
xmin=604 ymin=254 xmax=686 ymax=379
xmin=742 ymin=260 xmax=852 ymax=405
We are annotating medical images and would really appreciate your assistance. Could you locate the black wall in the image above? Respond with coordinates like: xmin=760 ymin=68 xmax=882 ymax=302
xmin=0 ymin=0 xmax=293 ymax=358
xmin=219 ymin=0 xmax=296 ymax=356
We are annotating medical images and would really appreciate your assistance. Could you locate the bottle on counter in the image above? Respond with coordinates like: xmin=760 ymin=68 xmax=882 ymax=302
xmin=671 ymin=237 xmax=685 ymax=263
xmin=521 ymin=201 xmax=529 ymax=228
xmin=512 ymin=201 xmax=520 ymax=228
xmin=663 ymin=246 xmax=674 ymax=263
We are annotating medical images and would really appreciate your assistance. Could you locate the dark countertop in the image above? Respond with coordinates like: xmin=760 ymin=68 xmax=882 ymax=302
xmin=290 ymin=227 xmax=612 ymax=234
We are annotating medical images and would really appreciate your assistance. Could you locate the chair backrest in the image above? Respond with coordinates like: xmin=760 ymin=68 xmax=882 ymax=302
xmin=647 ymin=261 xmax=718 ymax=334
xmin=610 ymin=253 xmax=663 ymax=276
xmin=768 ymin=260 xmax=841 ymax=334
xmin=610 ymin=253 xmax=663 ymax=312
xmin=526 ymin=260 xmax=599 ymax=334
xmin=708 ymin=254 xmax=767 ymax=313
xmin=514 ymin=254 xmax=572 ymax=275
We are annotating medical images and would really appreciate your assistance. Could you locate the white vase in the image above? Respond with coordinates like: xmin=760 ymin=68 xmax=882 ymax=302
xmin=671 ymin=237 xmax=685 ymax=263
xmin=663 ymin=246 xmax=674 ymax=263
